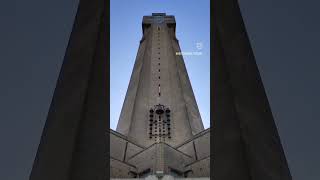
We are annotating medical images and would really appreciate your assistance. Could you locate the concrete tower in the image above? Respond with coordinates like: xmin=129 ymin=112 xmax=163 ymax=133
xmin=29 ymin=0 xmax=291 ymax=179
xmin=110 ymin=13 xmax=210 ymax=179
xmin=116 ymin=13 xmax=204 ymax=147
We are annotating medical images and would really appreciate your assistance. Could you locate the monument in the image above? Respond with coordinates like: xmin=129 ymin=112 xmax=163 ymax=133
xmin=110 ymin=13 xmax=210 ymax=178
xmin=29 ymin=0 xmax=292 ymax=179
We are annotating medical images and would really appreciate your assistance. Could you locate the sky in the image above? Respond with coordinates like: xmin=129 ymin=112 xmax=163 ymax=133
xmin=0 ymin=0 xmax=319 ymax=180
xmin=110 ymin=0 xmax=211 ymax=130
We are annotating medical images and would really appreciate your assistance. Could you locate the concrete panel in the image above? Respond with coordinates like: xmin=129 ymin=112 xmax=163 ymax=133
xmin=177 ymin=141 xmax=196 ymax=160
xmin=194 ymin=131 xmax=210 ymax=160
xmin=110 ymin=133 xmax=127 ymax=161
xmin=163 ymin=144 xmax=194 ymax=173
xmin=185 ymin=157 xmax=210 ymax=177
xmin=127 ymin=143 xmax=194 ymax=175
xmin=110 ymin=158 xmax=137 ymax=178
xmin=125 ymin=142 xmax=144 ymax=161
xmin=127 ymin=144 xmax=157 ymax=173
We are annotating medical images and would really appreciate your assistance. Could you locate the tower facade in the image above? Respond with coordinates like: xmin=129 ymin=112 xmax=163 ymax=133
xmin=116 ymin=13 xmax=204 ymax=147
xmin=110 ymin=13 xmax=210 ymax=178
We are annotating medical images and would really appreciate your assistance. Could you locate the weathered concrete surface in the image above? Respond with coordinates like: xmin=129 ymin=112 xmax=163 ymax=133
xmin=112 ymin=13 xmax=209 ymax=179
xmin=185 ymin=157 xmax=210 ymax=178
xmin=110 ymin=129 xmax=145 ymax=178
xmin=110 ymin=129 xmax=210 ymax=178
xmin=177 ymin=129 xmax=210 ymax=162
xmin=213 ymin=0 xmax=292 ymax=179
xmin=110 ymin=158 xmax=137 ymax=178
xmin=127 ymin=142 xmax=194 ymax=174
xmin=116 ymin=13 xmax=204 ymax=148
xmin=29 ymin=0 xmax=108 ymax=180
xmin=176 ymin=129 xmax=210 ymax=178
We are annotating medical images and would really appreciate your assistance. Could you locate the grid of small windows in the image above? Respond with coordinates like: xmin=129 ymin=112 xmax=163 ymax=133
xmin=149 ymin=105 xmax=171 ymax=140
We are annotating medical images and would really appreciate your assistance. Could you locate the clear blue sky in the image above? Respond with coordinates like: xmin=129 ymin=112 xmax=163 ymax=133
xmin=110 ymin=0 xmax=210 ymax=130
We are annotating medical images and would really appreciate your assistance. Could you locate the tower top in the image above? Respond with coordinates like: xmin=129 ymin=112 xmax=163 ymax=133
xmin=152 ymin=13 xmax=166 ymax=16
xmin=142 ymin=13 xmax=175 ymax=23
xmin=142 ymin=13 xmax=176 ymax=34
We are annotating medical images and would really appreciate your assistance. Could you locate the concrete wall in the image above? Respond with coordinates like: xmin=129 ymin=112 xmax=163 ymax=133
xmin=110 ymin=129 xmax=145 ymax=178
xmin=126 ymin=143 xmax=194 ymax=174
xmin=110 ymin=130 xmax=145 ymax=161
xmin=110 ymin=158 xmax=137 ymax=178
xmin=110 ymin=129 xmax=210 ymax=178
xmin=185 ymin=157 xmax=210 ymax=177
xmin=177 ymin=129 xmax=210 ymax=162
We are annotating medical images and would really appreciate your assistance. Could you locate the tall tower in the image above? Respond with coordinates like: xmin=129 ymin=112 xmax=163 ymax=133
xmin=110 ymin=13 xmax=210 ymax=178
xmin=29 ymin=0 xmax=291 ymax=179
xmin=116 ymin=13 xmax=204 ymax=147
